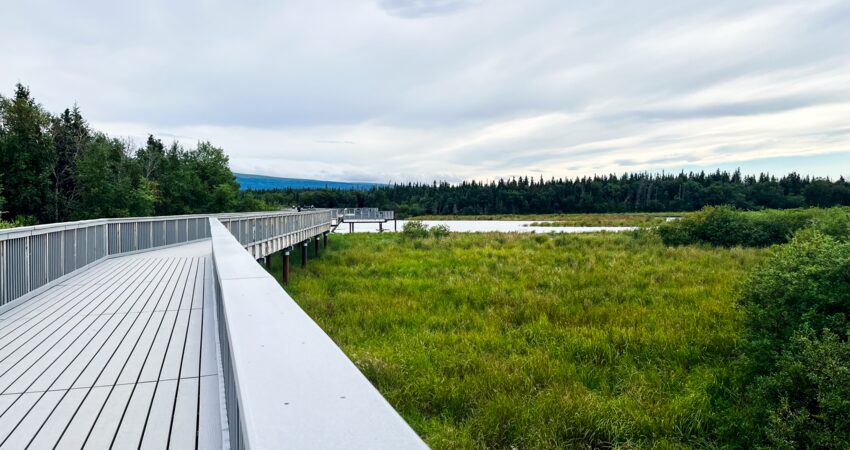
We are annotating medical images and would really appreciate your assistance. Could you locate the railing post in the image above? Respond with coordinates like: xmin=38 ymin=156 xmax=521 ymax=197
xmin=25 ymin=236 xmax=31 ymax=294
xmin=0 ymin=241 xmax=5 ymax=305
xmin=282 ymin=248 xmax=290 ymax=284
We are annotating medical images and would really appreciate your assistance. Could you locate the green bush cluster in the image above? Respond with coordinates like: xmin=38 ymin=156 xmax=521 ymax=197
xmin=402 ymin=220 xmax=430 ymax=238
xmin=402 ymin=220 xmax=450 ymax=239
xmin=720 ymin=230 xmax=850 ymax=448
xmin=657 ymin=205 xmax=850 ymax=247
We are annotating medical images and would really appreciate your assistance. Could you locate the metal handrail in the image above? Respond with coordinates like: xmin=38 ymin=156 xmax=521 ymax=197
xmin=0 ymin=210 xmax=334 ymax=308
xmin=340 ymin=208 xmax=395 ymax=221
xmin=209 ymin=218 xmax=427 ymax=449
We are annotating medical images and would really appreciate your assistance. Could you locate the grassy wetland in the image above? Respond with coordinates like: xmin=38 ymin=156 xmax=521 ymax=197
xmin=269 ymin=230 xmax=767 ymax=449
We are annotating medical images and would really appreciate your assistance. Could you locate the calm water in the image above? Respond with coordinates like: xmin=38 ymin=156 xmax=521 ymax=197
xmin=333 ymin=220 xmax=636 ymax=234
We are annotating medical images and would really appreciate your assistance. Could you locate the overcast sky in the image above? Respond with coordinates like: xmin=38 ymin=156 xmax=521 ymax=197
xmin=3 ymin=0 xmax=850 ymax=183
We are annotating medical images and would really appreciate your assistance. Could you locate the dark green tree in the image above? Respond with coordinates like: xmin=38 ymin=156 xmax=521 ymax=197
xmin=0 ymin=84 xmax=55 ymax=222
xmin=72 ymin=133 xmax=154 ymax=219
xmin=51 ymin=105 xmax=90 ymax=221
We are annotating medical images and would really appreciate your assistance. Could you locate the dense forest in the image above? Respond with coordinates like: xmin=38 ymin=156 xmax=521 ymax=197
xmin=252 ymin=170 xmax=850 ymax=217
xmin=0 ymin=83 xmax=268 ymax=226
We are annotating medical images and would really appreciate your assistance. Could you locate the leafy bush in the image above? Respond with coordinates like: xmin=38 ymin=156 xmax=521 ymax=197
xmin=722 ymin=231 xmax=850 ymax=448
xmin=657 ymin=206 xmax=849 ymax=247
xmin=755 ymin=329 xmax=850 ymax=449
xmin=402 ymin=220 xmax=429 ymax=238
xmin=740 ymin=230 xmax=850 ymax=372
xmin=429 ymin=224 xmax=450 ymax=238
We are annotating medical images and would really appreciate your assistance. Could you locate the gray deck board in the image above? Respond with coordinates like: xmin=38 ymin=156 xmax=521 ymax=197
xmin=0 ymin=241 xmax=222 ymax=449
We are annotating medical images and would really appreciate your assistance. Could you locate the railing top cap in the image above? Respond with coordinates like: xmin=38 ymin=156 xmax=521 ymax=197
xmin=0 ymin=209 xmax=335 ymax=241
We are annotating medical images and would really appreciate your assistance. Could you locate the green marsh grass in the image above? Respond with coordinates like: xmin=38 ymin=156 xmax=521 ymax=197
xmin=269 ymin=231 xmax=766 ymax=449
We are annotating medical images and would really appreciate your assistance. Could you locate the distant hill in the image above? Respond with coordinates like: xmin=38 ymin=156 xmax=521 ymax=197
xmin=234 ymin=173 xmax=383 ymax=191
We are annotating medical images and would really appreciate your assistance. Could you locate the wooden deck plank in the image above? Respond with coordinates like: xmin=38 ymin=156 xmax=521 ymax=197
xmin=54 ymin=385 xmax=112 ymax=448
xmin=0 ymin=390 xmax=64 ymax=448
xmin=1 ymin=315 xmax=106 ymax=395
xmin=0 ymin=391 xmax=41 ymax=440
xmin=180 ymin=312 xmax=203 ymax=379
xmin=25 ymin=388 xmax=88 ymax=448
xmin=111 ymin=381 xmax=156 ymax=449
xmin=0 ymin=257 xmax=134 ymax=326
xmin=170 ymin=376 xmax=199 ymax=449
xmin=88 ymin=260 xmax=187 ymax=389
xmin=139 ymin=378 xmax=179 ymax=449
xmin=83 ymin=383 xmax=134 ymax=449
xmin=0 ymin=245 xmax=223 ymax=449
xmin=0 ymin=260 xmax=168 ymax=397
xmin=0 ymin=258 xmax=155 ymax=369
xmin=160 ymin=309 xmax=191 ymax=381
xmin=0 ymin=259 xmax=141 ymax=360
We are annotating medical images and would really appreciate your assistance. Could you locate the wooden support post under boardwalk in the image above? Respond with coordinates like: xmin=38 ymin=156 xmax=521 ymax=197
xmin=282 ymin=249 xmax=290 ymax=284
xmin=379 ymin=222 xmax=383 ymax=232
xmin=264 ymin=255 xmax=271 ymax=270
xmin=394 ymin=219 xmax=397 ymax=232
xmin=323 ymin=232 xmax=328 ymax=248
xmin=301 ymin=241 xmax=308 ymax=268
xmin=314 ymin=237 xmax=320 ymax=256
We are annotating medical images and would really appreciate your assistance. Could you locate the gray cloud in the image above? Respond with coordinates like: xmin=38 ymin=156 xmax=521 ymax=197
xmin=2 ymin=0 xmax=850 ymax=182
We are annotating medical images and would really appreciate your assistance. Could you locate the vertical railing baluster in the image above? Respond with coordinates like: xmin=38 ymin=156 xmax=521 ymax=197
xmin=1 ymin=240 xmax=6 ymax=305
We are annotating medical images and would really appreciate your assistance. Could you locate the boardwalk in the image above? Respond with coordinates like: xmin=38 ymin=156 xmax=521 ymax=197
xmin=0 ymin=210 xmax=426 ymax=449
xmin=0 ymin=241 xmax=221 ymax=449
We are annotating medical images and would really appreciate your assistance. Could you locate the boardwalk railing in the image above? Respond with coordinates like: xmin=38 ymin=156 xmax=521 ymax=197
xmin=341 ymin=208 xmax=395 ymax=221
xmin=0 ymin=215 xmax=211 ymax=308
xmin=209 ymin=218 xmax=427 ymax=449
xmin=0 ymin=210 xmax=332 ymax=308
xmin=217 ymin=210 xmax=333 ymax=259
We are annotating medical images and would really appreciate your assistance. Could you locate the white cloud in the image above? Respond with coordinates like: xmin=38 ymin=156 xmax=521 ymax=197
xmin=3 ymin=0 xmax=850 ymax=182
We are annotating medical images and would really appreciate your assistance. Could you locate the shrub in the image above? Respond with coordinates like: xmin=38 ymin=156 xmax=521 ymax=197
xmin=722 ymin=230 xmax=850 ymax=447
xmin=657 ymin=206 xmax=849 ymax=247
xmin=740 ymin=230 xmax=850 ymax=372
xmin=755 ymin=328 xmax=850 ymax=449
xmin=402 ymin=220 xmax=429 ymax=238
xmin=429 ymin=224 xmax=450 ymax=238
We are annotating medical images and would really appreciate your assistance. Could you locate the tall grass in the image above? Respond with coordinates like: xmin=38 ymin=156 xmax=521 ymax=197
xmin=269 ymin=232 xmax=766 ymax=449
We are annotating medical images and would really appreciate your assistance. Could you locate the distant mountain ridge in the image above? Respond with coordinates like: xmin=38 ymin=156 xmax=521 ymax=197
xmin=234 ymin=173 xmax=383 ymax=191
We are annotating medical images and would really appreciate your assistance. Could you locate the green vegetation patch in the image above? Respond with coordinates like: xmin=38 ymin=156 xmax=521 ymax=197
xmin=658 ymin=206 xmax=850 ymax=247
xmin=270 ymin=232 xmax=766 ymax=449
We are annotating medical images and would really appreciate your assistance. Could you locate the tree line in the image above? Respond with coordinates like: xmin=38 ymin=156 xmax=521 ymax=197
xmin=249 ymin=170 xmax=850 ymax=217
xmin=4 ymin=82 xmax=850 ymax=225
xmin=0 ymin=83 xmax=268 ymax=225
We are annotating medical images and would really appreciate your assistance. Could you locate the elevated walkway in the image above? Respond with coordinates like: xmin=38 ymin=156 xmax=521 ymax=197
xmin=0 ymin=241 xmax=221 ymax=448
xmin=0 ymin=211 xmax=426 ymax=449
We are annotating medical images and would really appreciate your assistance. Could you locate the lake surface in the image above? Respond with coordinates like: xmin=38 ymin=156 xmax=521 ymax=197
xmin=333 ymin=220 xmax=636 ymax=234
